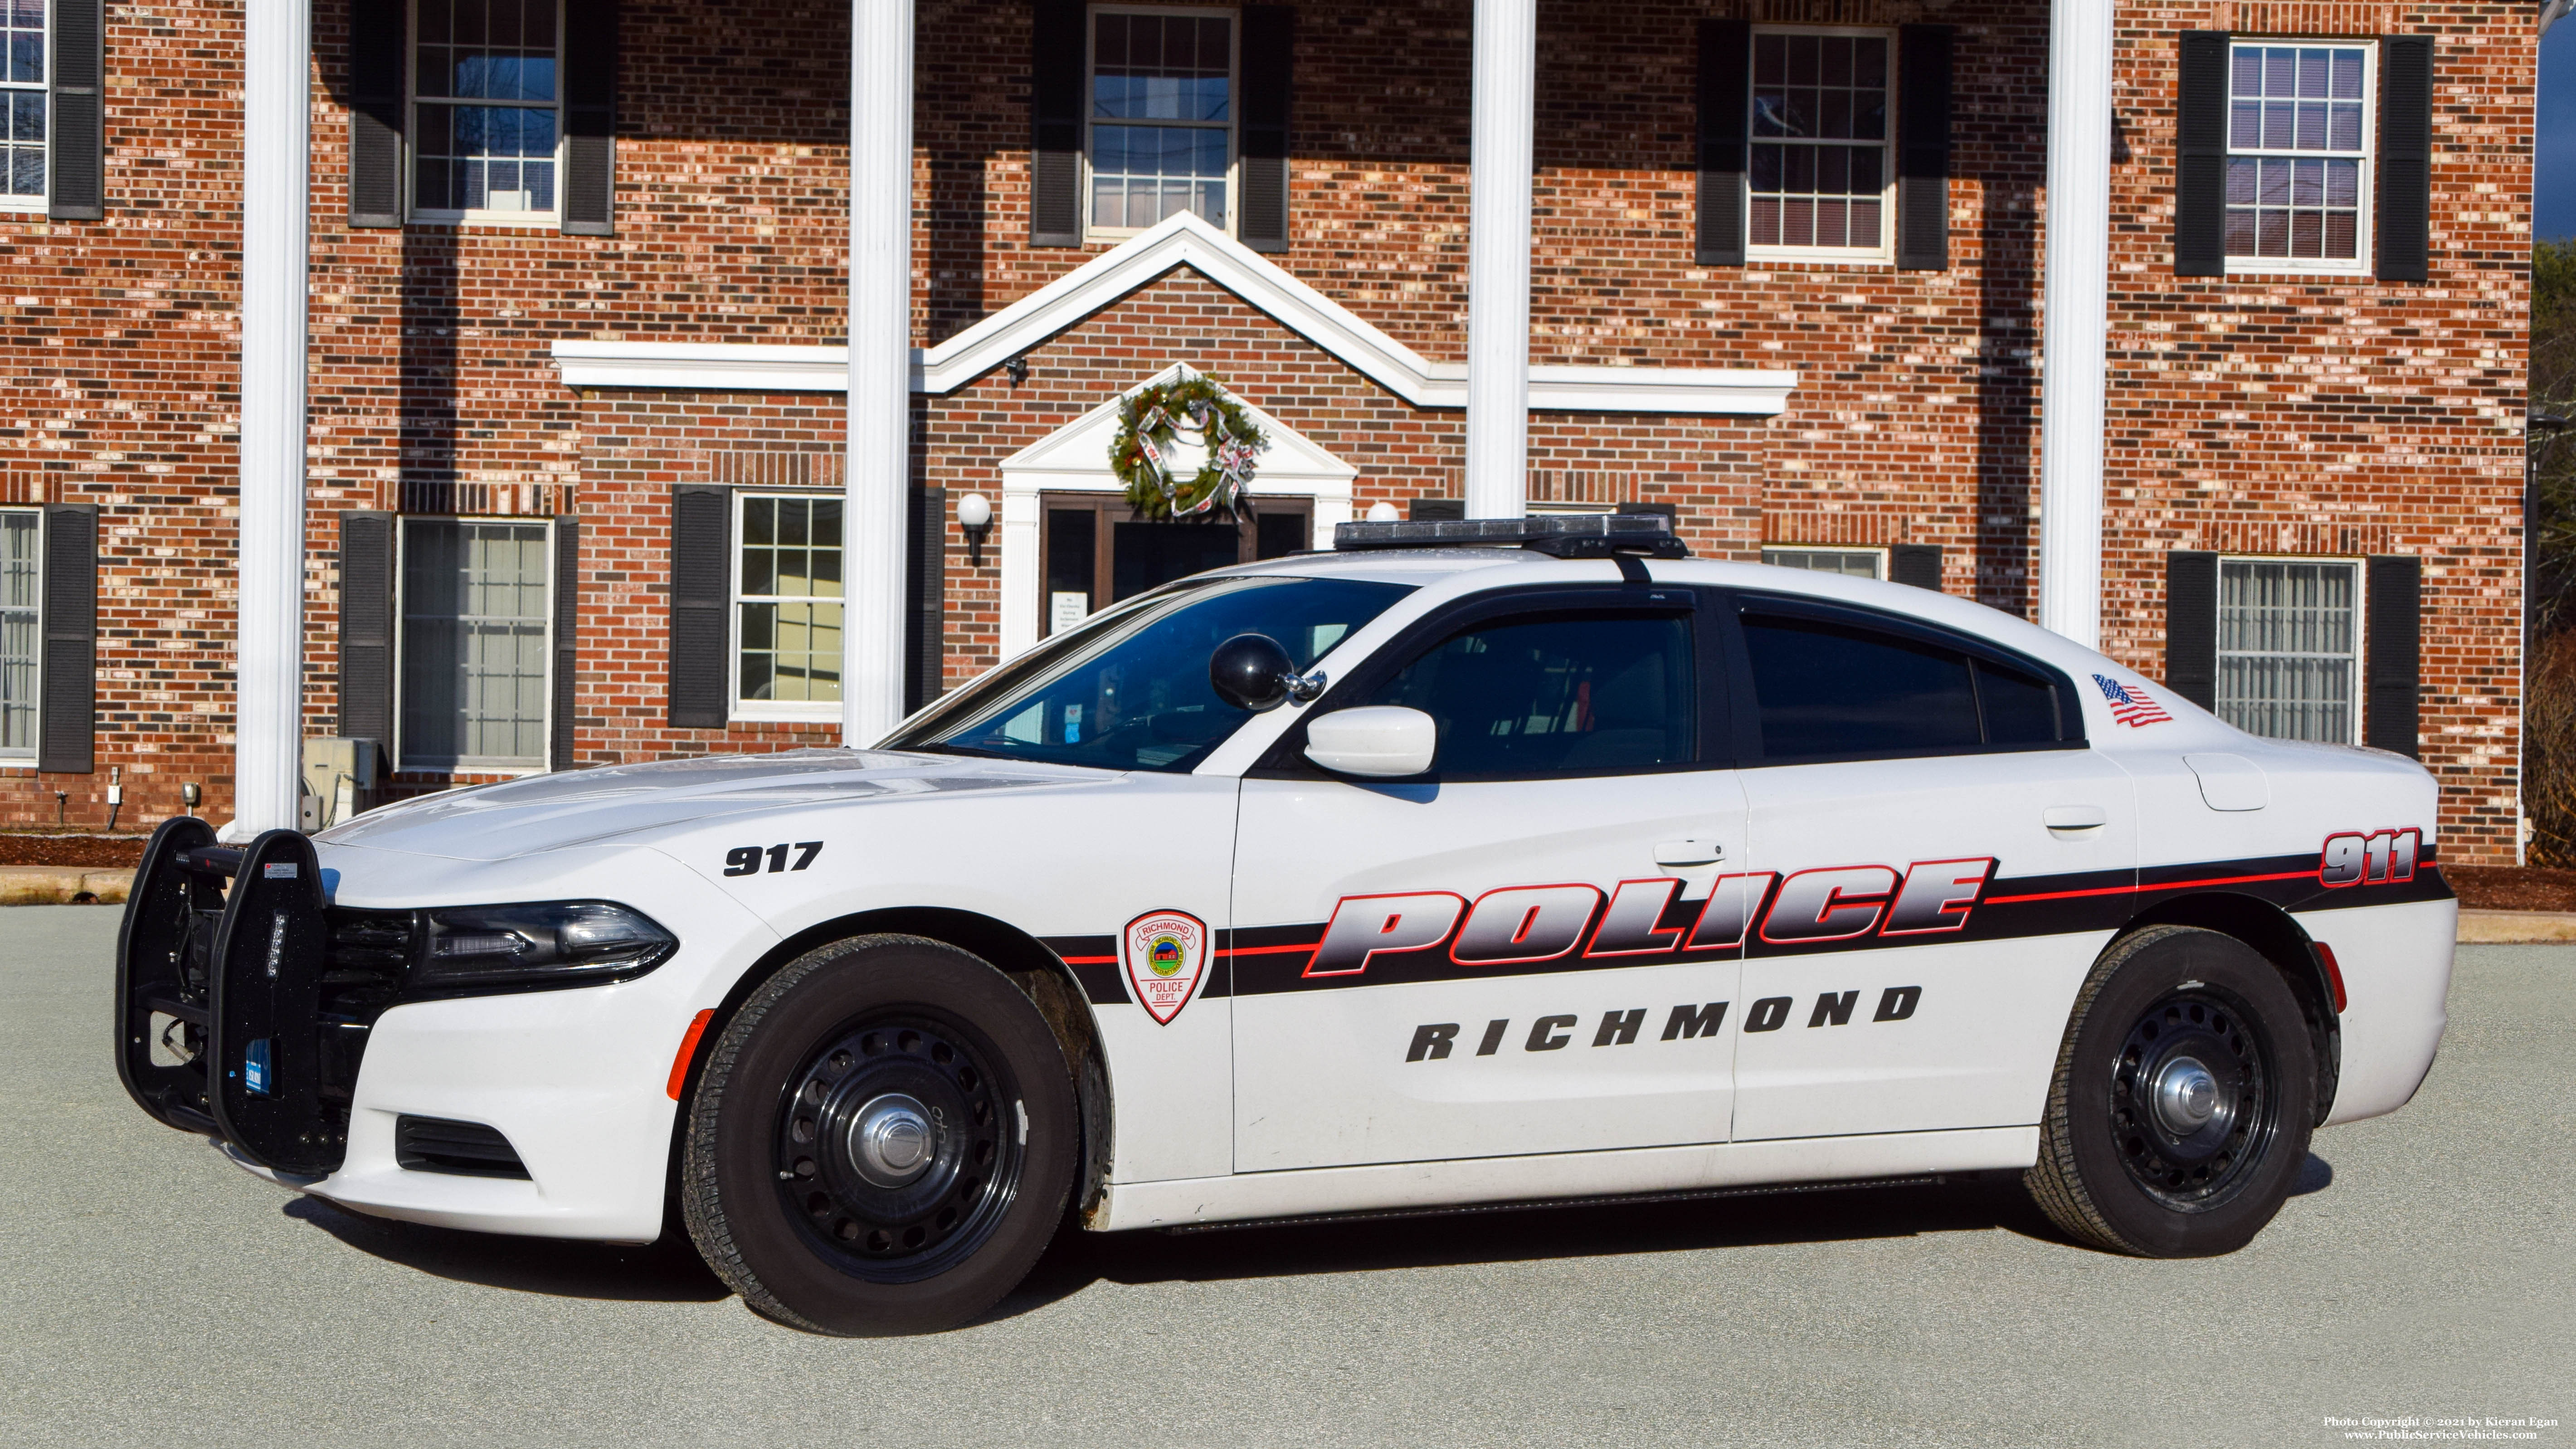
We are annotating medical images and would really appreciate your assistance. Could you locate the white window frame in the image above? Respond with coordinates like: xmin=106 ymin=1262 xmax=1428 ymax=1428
xmin=1745 ymin=24 xmax=1897 ymax=267
xmin=2214 ymin=553 xmax=2365 ymax=745
xmin=2221 ymin=38 xmax=2376 ymax=279
xmin=1761 ymin=544 xmax=1886 ymax=580
xmin=730 ymin=489 xmax=847 ymax=724
xmin=407 ymin=0 xmax=567 ymax=229
xmin=0 ymin=507 xmax=39 ymax=762
xmin=393 ymin=514 xmax=556 ymax=774
xmin=1082 ymin=3 xmax=1241 ymax=245
xmin=0 ymin=0 xmax=48 ymax=214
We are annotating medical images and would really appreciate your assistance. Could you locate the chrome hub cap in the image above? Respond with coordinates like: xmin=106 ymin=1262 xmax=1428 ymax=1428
xmin=849 ymin=1093 xmax=936 ymax=1188
xmin=2151 ymin=1057 xmax=2220 ymax=1135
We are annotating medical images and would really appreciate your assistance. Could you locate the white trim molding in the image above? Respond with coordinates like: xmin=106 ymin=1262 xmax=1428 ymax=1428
xmin=994 ymin=364 xmax=1357 ymax=660
xmin=553 ymin=212 xmax=1796 ymax=416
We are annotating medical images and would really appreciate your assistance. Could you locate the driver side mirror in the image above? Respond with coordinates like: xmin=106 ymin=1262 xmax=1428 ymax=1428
xmin=1304 ymin=706 xmax=1437 ymax=778
xmin=1210 ymin=633 xmax=1324 ymax=713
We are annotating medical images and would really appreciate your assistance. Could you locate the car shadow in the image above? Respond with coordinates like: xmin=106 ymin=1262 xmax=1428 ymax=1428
xmin=281 ymin=1196 xmax=730 ymax=1303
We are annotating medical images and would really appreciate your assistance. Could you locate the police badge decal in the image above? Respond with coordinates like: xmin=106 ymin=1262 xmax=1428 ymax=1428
xmin=1120 ymin=909 xmax=1210 ymax=1025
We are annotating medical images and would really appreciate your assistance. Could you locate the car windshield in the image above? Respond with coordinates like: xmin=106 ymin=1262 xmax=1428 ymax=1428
xmin=886 ymin=575 xmax=1416 ymax=772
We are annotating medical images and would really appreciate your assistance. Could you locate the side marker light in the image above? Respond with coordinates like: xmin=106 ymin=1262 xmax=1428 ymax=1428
xmin=2312 ymin=943 xmax=2349 ymax=1014
xmin=668 ymin=1009 xmax=716 ymax=1101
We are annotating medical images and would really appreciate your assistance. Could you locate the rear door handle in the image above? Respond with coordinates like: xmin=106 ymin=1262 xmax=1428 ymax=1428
xmin=1654 ymin=839 xmax=1727 ymax=866
xmin=2044 ymin=805 xmax=2109 ymax=831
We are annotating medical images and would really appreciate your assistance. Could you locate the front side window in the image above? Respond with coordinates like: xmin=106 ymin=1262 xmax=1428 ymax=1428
xmin=2216 ymin=557 xmax=2360 ymax=742
xmin=399 ymin=518 xmax=552 ymax=768
xmin=413 ymin=0 xmax=561 ymax=220
xmin=2225 ymin=41 xmax=2372 ymax=272
xmin=1761 ymin=546 xmax=1883 ymax=579
xmin=0 ymin=509 xmax=35 ymax=755
xmin=736 ymin=495 xmax=843 ymax=712
xmin=1088 ymin=7 xmax=1233 ymax=237
xmin=0 ymin=0 xmax=44 ymax=209
xmin=1368 ymin=612 xmax=1697 ymax=778
xmin=1738 ymin=609 xmax=2065 ymax=762
xmin=1748 ymin=29 xmax=1891 ymax=258
xmin=891 ymin=576 xmax=1411 ymax=773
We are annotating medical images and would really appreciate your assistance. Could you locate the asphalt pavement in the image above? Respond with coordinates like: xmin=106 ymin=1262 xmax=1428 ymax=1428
xmin=1 ymin=905 xmax=2566 ymax=1448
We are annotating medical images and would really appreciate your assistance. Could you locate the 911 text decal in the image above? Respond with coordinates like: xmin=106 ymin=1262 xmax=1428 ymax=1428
xmin=1303 ymin=860 xmax=1994 ymax=979
xmin=2319 ymin=828 xmax=2418 ymax=888
xmin=1405 ymin=987 xmax=1923 ymax=1061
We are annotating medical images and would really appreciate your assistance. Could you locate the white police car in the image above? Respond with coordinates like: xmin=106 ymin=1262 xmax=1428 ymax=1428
xmin=114 ymin=514 xmax=2454 ymax=1334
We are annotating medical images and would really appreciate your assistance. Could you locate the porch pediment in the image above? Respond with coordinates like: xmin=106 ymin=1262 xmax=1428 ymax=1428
xmin=553 ymin=212 xmax=1796 ymax=416
xmin=997 ymin=364 xmax=1358 ymax=489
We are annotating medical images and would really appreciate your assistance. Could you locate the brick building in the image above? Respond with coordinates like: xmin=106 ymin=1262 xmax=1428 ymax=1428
xmin=0 ymin=0 xmax=2540 ymax=860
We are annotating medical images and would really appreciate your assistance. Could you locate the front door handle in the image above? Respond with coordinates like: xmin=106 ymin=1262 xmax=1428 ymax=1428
xmin=1654 ymin=839 xmax=1727 ymax=866
xmin=2044 ymin=805 xmax=2109 ymax=831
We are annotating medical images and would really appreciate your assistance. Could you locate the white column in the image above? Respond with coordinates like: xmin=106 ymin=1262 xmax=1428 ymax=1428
xmin=231 ymin=0 xmax=311 ymax=838
xmin=844 ymin=0 xmax=914 ymax=746
xmin=2035 ymin=0 xmax=2114 ymax=649
xmin=1463 ymin=0 xmax=1535 ymax=520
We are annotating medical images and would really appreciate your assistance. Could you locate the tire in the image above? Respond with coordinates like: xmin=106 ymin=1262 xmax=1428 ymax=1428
xmin=2025 ymin=924 xmax=2315 ymax=1257
xmin=680 ymin=934 xmax=1077 ymax=1335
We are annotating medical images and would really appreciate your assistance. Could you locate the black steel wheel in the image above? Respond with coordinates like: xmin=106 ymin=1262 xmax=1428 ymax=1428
xmin=682 ymin=934 xmax=1077 ymax=1335
xmin=2026 ymin=924 xmax=2316 ymax=1257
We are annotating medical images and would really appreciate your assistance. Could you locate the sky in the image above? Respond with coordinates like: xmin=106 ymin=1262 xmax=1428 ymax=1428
xmin=2542 ymin=20 xmax=2576 ymax=241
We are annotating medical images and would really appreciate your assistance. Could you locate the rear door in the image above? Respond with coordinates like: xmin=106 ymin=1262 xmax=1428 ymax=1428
xmin=1716 ymin=593 xmax=2138 ymax=1141
xmin=1229 ymin=585 xmax=1754 ymax=1173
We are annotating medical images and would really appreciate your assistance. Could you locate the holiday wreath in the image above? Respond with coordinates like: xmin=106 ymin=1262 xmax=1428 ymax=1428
xmin=1109 ymin=374 xmax=1268 ymax=520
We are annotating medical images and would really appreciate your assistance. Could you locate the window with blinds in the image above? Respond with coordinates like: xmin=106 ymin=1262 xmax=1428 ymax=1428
xmin=0 ymin=0 xmax=45 ymax=210
xmin=0 ymin=510 xmax=34 ymax=756
xmin=399 ymin=518 xmax=553 ymax=768
xmin=2216 ymin=557 xmax=2361 ymax=743
xmin=1760 ymin=546 xmax=1884 ymax=580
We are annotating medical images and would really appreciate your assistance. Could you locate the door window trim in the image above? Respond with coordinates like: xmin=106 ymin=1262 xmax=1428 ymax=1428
xmin=1251 ymin=584 xmax=1720 ymax=782
xmin=1713 ymin=590 xmax=2088 ymax=767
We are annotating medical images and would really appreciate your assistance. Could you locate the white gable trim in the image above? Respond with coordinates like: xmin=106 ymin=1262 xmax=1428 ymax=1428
xmin=552 ymin=212 xmax=1796 ymax=415
xmin=995 ymin=365 xmax=1358 ymax=659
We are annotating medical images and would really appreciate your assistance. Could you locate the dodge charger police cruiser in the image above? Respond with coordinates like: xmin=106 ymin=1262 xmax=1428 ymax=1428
xmin=112 ymin=514 xmax=2454 ymax=1335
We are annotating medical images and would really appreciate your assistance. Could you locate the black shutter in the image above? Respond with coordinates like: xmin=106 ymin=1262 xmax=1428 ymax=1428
xmin=1895 ymin=26 xmax=1952 ymax=272
xmin=2174 ymin=31 xmax=2230 ymax=277
xmin=1695 ymin=19 xmax=1752 ymax=267
xmin=1239 ymin=6 xmax=1293 ymax=254
xmin=1030 ymin=0 xmax=1085 ymax=247
xmin=336 ymin=511 xmax=395 ymax=754
xmin=669 ymin=485 xmax=731 ymax=729
xmin=47 ymin=0 xmax=102 ymax=222
xmin=346 ymin=0 xmax=404 ymax=228
xmin=2164 ymin=549 xmax=2219 ymax=709
xmin=2376 ymin=36 xmax=2433 ymax=283
xmin=36 ymin=503 xmax=97 ymax=773
xmin=1889 ymin=543 xmax=1943 ymax=590
xmin=560 ymin=0 xmax=617 ymax=236
xmin=1409 ymin=498 xmax=1466 ymax=521
xmin=2366 ymin=554 xmax=2422 ymax=757
xmin=905 ymin=488 xmax=946 ymax=714
xmin=551 ymin=520 xmax=579 ymax=769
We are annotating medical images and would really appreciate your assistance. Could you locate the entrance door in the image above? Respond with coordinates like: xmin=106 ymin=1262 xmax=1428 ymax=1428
xmin=1040 ymin=493 xmax=1312 ymax=639
xmin=1230 ymin=588 xmax=1750 ymax=1174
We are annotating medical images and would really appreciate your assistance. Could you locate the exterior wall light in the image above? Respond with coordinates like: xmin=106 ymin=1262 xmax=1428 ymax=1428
xmin=958 ymin=492 xmax=994 ymax=566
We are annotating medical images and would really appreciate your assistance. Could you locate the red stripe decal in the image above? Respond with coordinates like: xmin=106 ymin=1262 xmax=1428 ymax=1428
xmin=1986 ymin=869 xmax=2318 ymax=905
xmin=1057 ymin=954 xmax=1117 ymax=965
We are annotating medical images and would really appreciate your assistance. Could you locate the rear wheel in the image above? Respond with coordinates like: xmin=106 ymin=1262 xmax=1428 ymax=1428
xmin=680 ymin=935 xmax=1076 ymax=1334
xmin=2025 ymin=924 xmax=2315 ymax=1257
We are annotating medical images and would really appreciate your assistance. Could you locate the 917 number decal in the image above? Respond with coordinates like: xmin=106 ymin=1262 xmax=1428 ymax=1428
xmin=724 ymin=841 xmax=824 ymax=876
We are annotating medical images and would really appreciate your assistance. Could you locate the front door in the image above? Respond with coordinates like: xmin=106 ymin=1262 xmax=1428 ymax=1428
xmin=1717 ymin=593 xmax=2140 ymax=1142
xmin=1230 ymin=589 xmax=1751 ymax=1173
xmin=1040 ymin=493 xmax=1313 ymax=639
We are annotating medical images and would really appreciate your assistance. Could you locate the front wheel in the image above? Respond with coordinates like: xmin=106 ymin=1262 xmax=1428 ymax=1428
xmin=2025 ymin=924 xmax=2315 ymax=1257
xmin=680 ymin=935 xmax=1078 ymax=1334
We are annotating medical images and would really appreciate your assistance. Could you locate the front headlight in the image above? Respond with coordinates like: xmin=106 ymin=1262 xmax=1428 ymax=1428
xmin=414 ymin=901 xmax=678 ymax=991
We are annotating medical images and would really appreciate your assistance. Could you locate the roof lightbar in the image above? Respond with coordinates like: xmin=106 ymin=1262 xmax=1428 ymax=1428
xmin=1332 ymin=512 xmax=1689 ymax=559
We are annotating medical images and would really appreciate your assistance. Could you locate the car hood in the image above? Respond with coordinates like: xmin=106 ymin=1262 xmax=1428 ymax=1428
xmin=316 ymin=749 xmax=1101 ymax=861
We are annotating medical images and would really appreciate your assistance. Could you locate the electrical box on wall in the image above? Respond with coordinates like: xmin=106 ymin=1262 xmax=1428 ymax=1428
xmin=299 ymin=738 xmax=380 ymax=833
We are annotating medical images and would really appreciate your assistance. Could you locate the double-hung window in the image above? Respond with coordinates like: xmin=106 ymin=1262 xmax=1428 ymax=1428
xmin=2216 ymin=557 xmax=2362 ymax=743
xmin=412 ymin=0 xmax=561 ymax=222
xmin=1748 ymin=29 xmax=1892 ymax=260
xmin=399 ymin=518 xmax=553 ymax=769
xmin=0 ymin=509 xmax=35 ymax=757
xmin=2224 ymin=40 xmax=2373 ymax=272
xmin=735 ymin=494 xmax=844 ymax=718
xmin=1087 ymin=6 xmax=1235 ymax=238
xmin=0 ymin=0 xmax=44 ymax=211
xmin=1761 ymin=546 xmax=1884 ymax=580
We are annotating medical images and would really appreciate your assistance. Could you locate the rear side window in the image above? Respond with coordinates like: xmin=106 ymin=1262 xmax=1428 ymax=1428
xmin=1739 ymin=610 xmax=2065 ymax=761
xmin=1367 ymin=612 xmax=1695 ymax=777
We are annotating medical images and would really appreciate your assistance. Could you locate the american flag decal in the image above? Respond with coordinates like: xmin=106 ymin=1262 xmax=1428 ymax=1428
xmin=2093 ymin=674 xmax=2174 ymax=728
